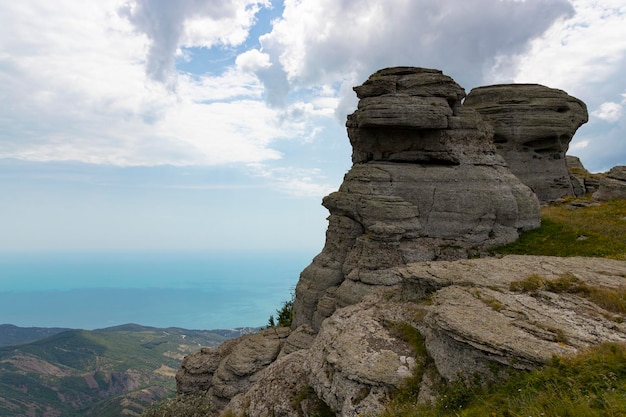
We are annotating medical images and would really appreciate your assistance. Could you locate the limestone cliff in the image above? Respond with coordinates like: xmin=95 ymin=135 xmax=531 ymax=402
xmin=175 ymin=68 xmax=625 ymax=417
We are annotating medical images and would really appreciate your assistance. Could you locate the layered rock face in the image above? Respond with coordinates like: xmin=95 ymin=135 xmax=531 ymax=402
xmin=293 ymin=67 xmax=540 ymax=331
xmin=464 ymin=84 xmax=588 ymax=202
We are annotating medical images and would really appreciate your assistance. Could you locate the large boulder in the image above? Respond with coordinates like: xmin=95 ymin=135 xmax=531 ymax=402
xmin=293 ymin=67 xmax=540 ymax=330
xmin=593 ymin=166 xmax=626 ymax=201
xmin=465 ymin=84 xmax=588 ymax=202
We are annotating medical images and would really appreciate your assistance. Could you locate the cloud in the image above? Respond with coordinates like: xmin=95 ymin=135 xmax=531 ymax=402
xmin=0 ymin=1 xmax=308 ymax=167
xmin=236 ymin=49 xmax=272 ymax=72
xmin=511 ymin=0 xmax=626 ymax=96
xmin=2 ymin=0 xmax=625 ymax=178
xmin=248 ymin=164 xmax=338 ymax=198
xmin=592 ymin=102 xmax=623 ymax=123
xmin=118 ymin=0 xmax=269 ymax=87
xmin=250 ymin=0 xmax=573 ymax=109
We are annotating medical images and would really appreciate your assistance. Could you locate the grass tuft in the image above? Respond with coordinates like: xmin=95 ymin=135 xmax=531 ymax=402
xmin=510 ymin=273 xmax=626 ymax=316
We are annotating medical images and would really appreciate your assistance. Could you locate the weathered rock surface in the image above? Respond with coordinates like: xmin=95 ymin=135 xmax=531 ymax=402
xmin=594 ymin=166 xmax=626 ymax=201
xmin=566 ymin=155 xmax=595 ymax=196
xmin=179 ymin=256 xmax=626 ymax=417
xmin=294 ymin=67 xmax=540 ymax=331
xmin=176 ymin=327 xmax=291 ymax=409
xmin=465 ymin=84 xmax=588 ymax=202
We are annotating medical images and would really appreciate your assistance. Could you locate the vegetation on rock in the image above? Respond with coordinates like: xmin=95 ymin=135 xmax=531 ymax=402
xmin=381 ymin=342 xmax=626 ymax=417
xmin=493 ymin=197 xmax=626 ymax=259
xmin=267 ymin=293 xmax=294 ymax=328
xmin=141 ymin=392 xmax=214 ymax=417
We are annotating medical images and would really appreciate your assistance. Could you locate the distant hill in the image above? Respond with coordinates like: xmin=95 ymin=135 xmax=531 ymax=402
xmin=0 ymin=324 xmax=72 ymax=346
xmin=0 ymin=324 xmax=257 ymax=416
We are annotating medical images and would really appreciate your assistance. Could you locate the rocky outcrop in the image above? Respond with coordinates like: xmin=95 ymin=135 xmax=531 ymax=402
xmin=293 ymin=67 xmax=540 ymax=331
xmin=593 ymin=166 xmax=626 ymax=201
xmin=465 ymin=84 xmax=588 ymax=202
xmin=566 ymin=155 xmax=599 ymax=196
xmin=176 ymin=327 xmax=292 ymax=409
xmin=174 ymin=68 xmax=613 ymax=417
xmin=178 ymin=255 xmax=626 ymax=417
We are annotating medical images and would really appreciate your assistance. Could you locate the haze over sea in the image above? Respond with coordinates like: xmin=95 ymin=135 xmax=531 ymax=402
xmin=0 ymin=251 xmax=313 ymax=330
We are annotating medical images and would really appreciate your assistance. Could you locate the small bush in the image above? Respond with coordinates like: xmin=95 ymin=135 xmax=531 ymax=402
xmin=509 ymin=273 xmax=546 ymax=293
xmin=267 ymin=293 xmax=294 ymax=328
xmin=140 ymin=393 xmax=213 ymax=417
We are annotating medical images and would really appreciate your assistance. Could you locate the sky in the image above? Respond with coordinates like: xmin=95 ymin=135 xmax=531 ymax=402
xmin=1 ymin=0 xmax=625 ymax=253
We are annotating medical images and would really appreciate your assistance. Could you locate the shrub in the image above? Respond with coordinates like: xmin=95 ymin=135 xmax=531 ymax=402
xmin=267 ymin=293 xmax=294 ymax=328
xmin=140 ymin=393 xmax=213 ymax=417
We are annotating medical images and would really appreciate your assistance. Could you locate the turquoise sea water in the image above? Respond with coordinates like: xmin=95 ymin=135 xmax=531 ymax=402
xmin=0 ymin=251 xmax=314 ymax=330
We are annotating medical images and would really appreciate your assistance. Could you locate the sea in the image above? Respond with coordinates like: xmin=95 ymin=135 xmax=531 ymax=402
xmin=0 ymin=251 xmax=315 ymax=330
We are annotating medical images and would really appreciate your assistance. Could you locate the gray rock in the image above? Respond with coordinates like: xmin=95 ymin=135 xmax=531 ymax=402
xmin=217 ymin=255 xmax=626 ymax=417
xmin=593 ymin=166 xmax=626 ymax=200
xmin=294 ymin=67 xmax=540 ymax=331
xmin=397 ymin=255 xmax=626 ymax=381
xmin=175 ymin=327 xmax=290 ymax=409
xmin=225 ymin=350 xmax=312 ymax=417
xmin=465 ymin=84 xmax=588 ymax=202
xmin=566 ymin=155 xmax=588 ymax=196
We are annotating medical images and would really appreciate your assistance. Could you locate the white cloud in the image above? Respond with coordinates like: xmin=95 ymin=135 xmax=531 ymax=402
xmin=510 ymin=0 xmax=626 ymax=95
xmin=248 ymin=164 xmax=338 ymax=198
xmin=570 ymin=139 xmax=590 ymax=150
xmin=236 ymin=49 xmax=272 ymax=72
xmin=592 ymin=102 xmax=623 ymax=123
xmin=2 ymin=0 xmax=625 ymax=177
xmin=118 ymin=0 xmax=269 ymax=86
xmin=254 ymin=0 xmax=573 ymax=110
xmin=0 ymin=0 xmax=306 ymax=168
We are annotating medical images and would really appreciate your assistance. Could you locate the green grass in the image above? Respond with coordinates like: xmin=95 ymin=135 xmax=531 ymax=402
xmin=141 ymin=392 xmax=215 ymax=417
xmin=381 ymin=343 xmax=626 ymax=417
xmin=493 ymin=198 xmax=626 ymax=260
xmin=510 ymin=273 xmax=626 ymax=318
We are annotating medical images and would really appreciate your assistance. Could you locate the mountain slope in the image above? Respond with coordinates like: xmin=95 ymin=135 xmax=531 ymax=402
xmin=0 ymin=324 xmax=71 ymax=347
xmin=0 ymin=324 xmax=254 ymax=416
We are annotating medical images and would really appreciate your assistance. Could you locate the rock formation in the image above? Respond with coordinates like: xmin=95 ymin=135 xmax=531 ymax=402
xmin=293 ymin=67 xmax=540 ymax=331
xmin=464 ymin=84 xmax=588 ymax=202
xmin=175 ymin=68 xmax=619 ymax=417
xmin=566 ymin=155 xmax=599 ymax=196
xmin=593 ymin=166 xmax=626 ymax=201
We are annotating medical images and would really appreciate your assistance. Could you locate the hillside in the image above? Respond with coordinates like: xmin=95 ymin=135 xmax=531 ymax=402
xmin=0 ymin=324 xmax=255 ymax=416
xmin=0 ymin=324 xmax=71 ymax=347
